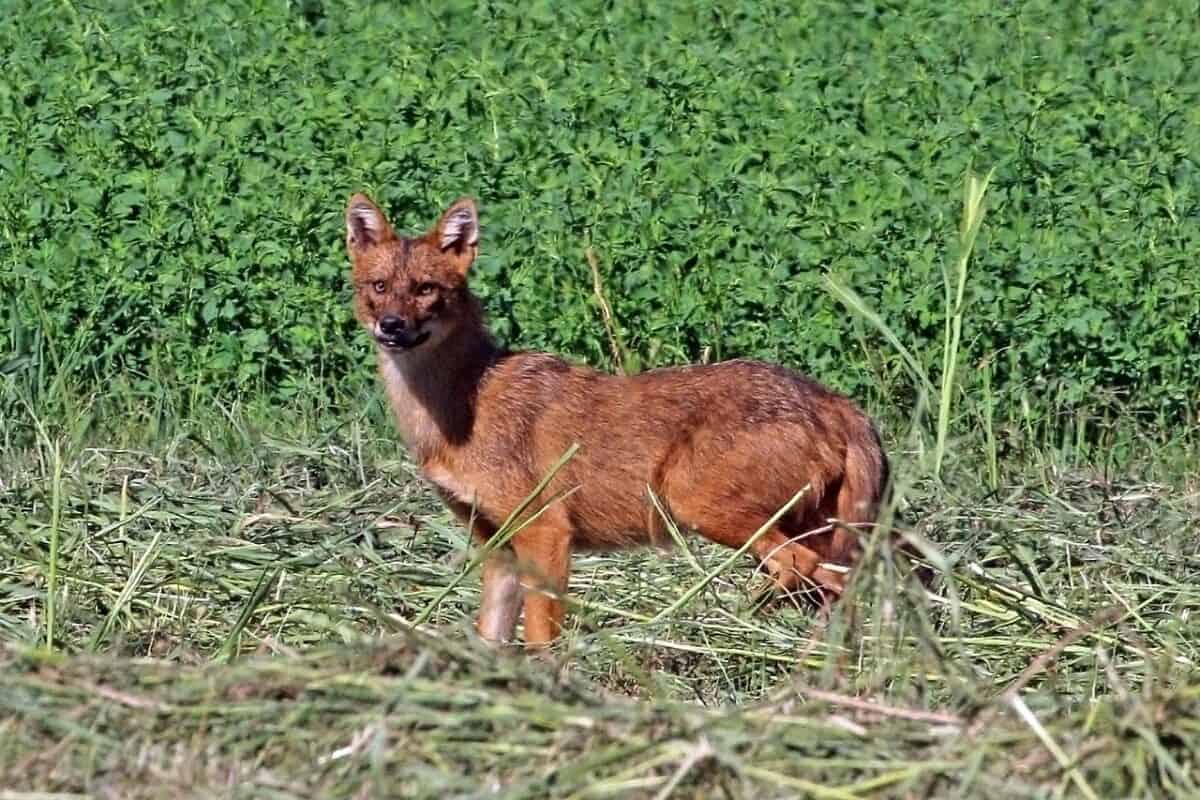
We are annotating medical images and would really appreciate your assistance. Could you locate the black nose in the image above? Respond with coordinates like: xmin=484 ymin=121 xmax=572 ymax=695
xmin=379 ymin=315 xmax=408 ymax=335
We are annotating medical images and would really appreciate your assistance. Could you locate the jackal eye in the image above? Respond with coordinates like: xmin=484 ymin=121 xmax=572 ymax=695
xmin=372 ymin=280 xmax=386 ymax=294
xmin=415 ymin=282 xmax=437 ymax=297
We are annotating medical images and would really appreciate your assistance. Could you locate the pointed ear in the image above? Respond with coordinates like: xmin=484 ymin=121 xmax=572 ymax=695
xmin=433 ymin=197 xmax=479 ymax=273
xmin=345 ymin=193 xmax=394 ymax=252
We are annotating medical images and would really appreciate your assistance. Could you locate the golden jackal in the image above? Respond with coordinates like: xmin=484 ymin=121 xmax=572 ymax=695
xmin=346 ymin=194 xmax=889 ymax=647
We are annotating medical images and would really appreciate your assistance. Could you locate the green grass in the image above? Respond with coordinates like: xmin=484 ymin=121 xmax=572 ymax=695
xmin=1 ymin=401 xmax=1197 ymax=797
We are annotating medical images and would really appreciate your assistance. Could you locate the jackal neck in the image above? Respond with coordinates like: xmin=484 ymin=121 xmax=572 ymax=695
xmin=377 ymin=326 xmax=501 ymax=460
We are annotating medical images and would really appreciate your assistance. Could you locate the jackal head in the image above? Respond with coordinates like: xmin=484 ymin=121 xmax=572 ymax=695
xmin=345 ymin=194 xmax=480 ymax=353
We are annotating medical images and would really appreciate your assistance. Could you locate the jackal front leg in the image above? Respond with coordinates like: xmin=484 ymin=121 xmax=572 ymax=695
xmin=512 ymin=519 xmax=573 ymax=648
xmin=478 ymin=548 xmax=522 ymax=643
xmin=440 ymin=497 xmax=519 ymax=644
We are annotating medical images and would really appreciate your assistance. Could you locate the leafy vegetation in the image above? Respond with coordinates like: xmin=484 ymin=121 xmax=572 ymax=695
xmin=2 ymin=0 xmax=1198 ymax=426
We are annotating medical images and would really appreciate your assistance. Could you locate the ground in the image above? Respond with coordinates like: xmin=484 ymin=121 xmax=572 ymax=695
xmin=1 ymin=419 xmax=1197 ymax=798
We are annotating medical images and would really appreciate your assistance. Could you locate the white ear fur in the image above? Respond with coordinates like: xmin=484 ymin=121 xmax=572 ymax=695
xmin=346 ymin=195 xmax=391 ymax=249
xmin=439 ymin=202 xmax=479 ymax=251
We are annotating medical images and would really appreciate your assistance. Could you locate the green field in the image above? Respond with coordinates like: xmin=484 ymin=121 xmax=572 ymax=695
xmin=2 ymin=0 xmax=1199 ymax=797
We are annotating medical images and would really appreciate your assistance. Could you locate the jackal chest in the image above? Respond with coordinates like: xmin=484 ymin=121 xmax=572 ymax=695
xmin=424 ymin=465 xmax=483 ymax=507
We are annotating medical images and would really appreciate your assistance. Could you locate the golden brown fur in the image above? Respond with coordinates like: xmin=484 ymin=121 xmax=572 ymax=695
xmin=346 ymin=194 xmax=890 ymax=647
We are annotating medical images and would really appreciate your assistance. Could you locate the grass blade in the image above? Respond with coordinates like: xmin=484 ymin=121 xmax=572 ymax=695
xmin=825 ymin=278 xmax=936 ymax=402
xmin=1008 ymin=693 xmax=1100 ymax=800
xmin=44 ymin=440 xmax=64 ymax=650
xmin=216 ymin=567 xmax=281 ymax=663
xmin=650 ymin=484 xmax=810 ymax=625
xmin=934 ymin=168 xmax=995 ymax=476
xmin=87 ymin=529 xmax=164 ymax=651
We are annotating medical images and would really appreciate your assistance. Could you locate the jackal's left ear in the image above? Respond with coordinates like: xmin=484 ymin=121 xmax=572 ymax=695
xmin=434 ymin=197 xmax=479 ymax=273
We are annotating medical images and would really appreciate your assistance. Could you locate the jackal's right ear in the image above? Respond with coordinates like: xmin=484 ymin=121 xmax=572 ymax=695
xmin=345 ymin=194 xmax=394 ymax=252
